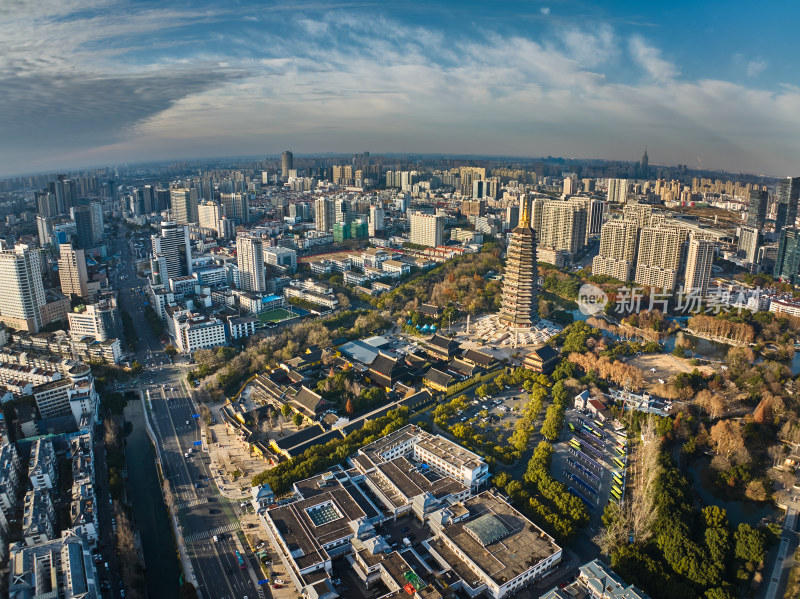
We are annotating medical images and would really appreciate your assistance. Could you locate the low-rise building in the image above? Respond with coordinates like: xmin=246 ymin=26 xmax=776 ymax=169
xmin=523 ymin=345 xmax=560 ymax=374
xmin=173 ymin=312 xmax=227 ymax=353
xmin=382 ymin=259 xmax=411 ymax=277
xmin=228 ymin=316 xmax=259 ymax=340
xmin=540 ymin=558 xmax=650 ymax=599
xmin=28 ymin=438 xmax=56 ymax=490
xmin=9 ymin=534 xmax=101 ymax=597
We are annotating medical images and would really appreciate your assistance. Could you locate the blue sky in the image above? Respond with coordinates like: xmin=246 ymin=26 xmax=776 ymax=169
xmin=1 ymin=0 xmax=799 ymax=177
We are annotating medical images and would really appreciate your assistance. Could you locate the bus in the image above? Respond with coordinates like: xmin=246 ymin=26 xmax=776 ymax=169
xmin=616 ymin=447 xmax=626 ymax=457
xmin=591 ymin=428 xmax=603 ymax=439
xmin=569 ymin=439 xmax=581 ymax=450
xmin=593 ymin=419 xmax=604 ymax=429
xmin=613 ymin=457 xmax=625 ymax=469
xmin=610 ymin=489 xmax=622 ymax=501
xmin=568 ymin=422 xmax=576 ymax=432
xmin=235 ymin=550 xmax=245 ymax=570
xmin=613 ymin=473 xmax=624 ymax=485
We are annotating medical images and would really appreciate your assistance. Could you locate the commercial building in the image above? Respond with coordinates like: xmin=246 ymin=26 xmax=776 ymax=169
xmin=236 ymin=235 xmax=266 ymax=292
xmin=220 ymin=192 xmax=249 ymax=224
xmin=58 ymin=243 xmax=89 ymax=300
xmin=776 ymin=176 xmax=800 ymax=231
xmin=198 ymin=200 xmax=225 ymax=232
xmin=738 ymin=226 xmax=761 ymax=265
xmin=410 ymin=212 xmax=444 ymax=248
xmin=173 ymin=312 xmax=227 ymax=353
xmin=72 ymin=205 xmax=95 ymax=249
xmin=774 ymin=227 xmax=800 ymax=284
xmin=746 ymin=189 xmax=769 ymax=229
xmin=281 ymin=150 xmax=293 ymax=180
xmin=0 ymin=244 xmax=46 ymax=333
xmin=170 ymin=187 xmax=199 ymax=224
xmin=499 ymin=198 xmax=538 ymax=328
xmin=151 ymin=221 xmax=192 ymax=280
xmin=67 ymin=296 xmax=122 ymax=342
xmin=592 ymin=220 xmax=639 ymax=281
xmin=683 ymin=237 xmax=715 ymax=295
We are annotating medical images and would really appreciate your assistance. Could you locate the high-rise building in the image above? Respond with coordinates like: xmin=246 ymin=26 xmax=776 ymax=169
xmin=409 ymin=212 xmax=444 ymax=247
xmin=281 ymin=151 xmax=293 ymax=181
xmin=738 ymin=226 xmax=761 ymax=264
xmin=72 ymin=205 xmax=94 ymax=249
xmin=334 ymin=199 xmax=351 ymax=225
xmin=36 ymin=216 xmax=53 ymax=246
xmin=499 ymin=198 xmax=538 ymax=328
xmin=315 ymin=198 xmax=334 ymax=232
xmin=622 ymin=203 xmax=653 ymax=230
xmin=588 ymin=199 xmax=608 ymax=237
xmin=607 ymin=178 xmax=628 ymax=203
xmin=774 ymin=227 xmax=800 ymax=284
xmin=639 ymin=149 xmax=649 ymax=179
xmin=151 ymin=221 xmax=192 ymax=280
xmin=0 ymin=244 xmax=46 ymax=333
xmin=562 ymin=177 xmax=577 ymax=196
xmin=220 ymin=192 xmax=249 ymax=225
xmin=58 ymin=243 xmax=89 ymax=300
xmin=537 ymin=200 xmax=587 ymax=256
xmin=67 ymin=295 xmax=123 ymax=342
xmin=746 ymin=189 xmax=768 ymax=230
xmin=776 ymin=177 xmax=800 ymax=231
xmin=35 ymin=191 xmax=58 ymax=218
xmin=89 ymin=201 xmax=104 ymax=243
xmin=170 ymin=188 xmax=199 ymax=224
xmin=634 ymin=227 xmax=687 ymax=291
xmin=592 ymin=220 xmax=638 ymax=281
xmin=236 ymin=235 xmax=266 ymax=292
xmin=505 ymin=203 xmax=520 ymax=230
xmin=683 ymin=237 xmax=715 ymax=295
xmin=198 ymin=201 xmax=225 ymax=232
xmin=369 ymin=205 xmax=385 ymax=237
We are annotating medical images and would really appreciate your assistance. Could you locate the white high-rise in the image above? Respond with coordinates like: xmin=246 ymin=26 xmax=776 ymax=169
xmin=170 ymin=188 xmax=199 ymax=224
xmin=236 ymin=235 xmax=266 ymax=292
xmin=151 ymin=221 xmax=192 ymax=280
xmin=0 ymin=244 xmax=46 ymax=333
xmin=315 ymin=198 xmax=334 ymax=232
xmin=607 ymin=179 xmax=628 ymax=203
xmin=369 ymin=205 xmax=385 ymax=237
xmin=684 ymin=237 xmax=715 ymax=296
xmin=410 ymin=212 xmax=444 ymax=247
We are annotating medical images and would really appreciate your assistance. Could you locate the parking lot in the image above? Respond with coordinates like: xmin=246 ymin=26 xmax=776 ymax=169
xmin=444 ymin=385 xmax=530 ymax=442
xmin=551 ymin=408 xmax=629 ymax=529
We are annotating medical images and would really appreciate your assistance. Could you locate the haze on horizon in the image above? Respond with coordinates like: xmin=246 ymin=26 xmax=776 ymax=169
xmin=2 ymin=0 xmax=799 ymax=178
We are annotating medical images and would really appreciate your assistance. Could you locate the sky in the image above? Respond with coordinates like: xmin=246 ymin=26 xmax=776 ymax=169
xmin=2 ymin=0 xmax=800 ymax=177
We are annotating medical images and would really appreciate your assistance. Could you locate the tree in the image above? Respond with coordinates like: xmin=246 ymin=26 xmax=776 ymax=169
xmin=345 ymin=397 xmax=355 ymax=416
xmin=292 ymin=412 xmax=304 ymax=427
xmin=131 ymin=361 xmax=143 ymax=374
xmin=165 ymin=345 xmax=178 ymax=357
xmin=734 ymin=523 xmax=765 ymax=564
xmin=281 ymin=404 xmax=293 ymax=420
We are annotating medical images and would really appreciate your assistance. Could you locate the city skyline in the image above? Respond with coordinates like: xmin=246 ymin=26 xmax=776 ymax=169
xmin=2 ymin=1 xmax=800 ymax=177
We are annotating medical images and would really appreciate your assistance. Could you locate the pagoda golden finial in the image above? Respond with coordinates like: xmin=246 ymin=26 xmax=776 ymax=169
xmin=519 ymin=195 xmax=530 ymax=227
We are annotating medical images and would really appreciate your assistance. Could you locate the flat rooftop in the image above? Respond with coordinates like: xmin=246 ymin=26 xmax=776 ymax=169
xmin=377 ymin=457 xmax=466 ymax=501
xmin=441 ymin=491 xmax=560 ymax=586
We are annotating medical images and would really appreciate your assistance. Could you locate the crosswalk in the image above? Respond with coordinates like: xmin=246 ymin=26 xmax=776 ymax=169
xmin=184 ymin=522 xmax=241 ymax=543
xmin=176 ymin=497 xmax=210 ymax=510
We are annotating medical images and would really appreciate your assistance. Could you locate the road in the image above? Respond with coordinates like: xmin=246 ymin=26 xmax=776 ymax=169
xmin=110 ymin=227 xmax=267 ymax=599
xmin=762 ymin=503 xmax=799 ymax=599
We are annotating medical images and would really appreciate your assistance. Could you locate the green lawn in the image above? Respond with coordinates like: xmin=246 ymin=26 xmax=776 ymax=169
xmin=258 ymin=308 xmax=295 ymax=323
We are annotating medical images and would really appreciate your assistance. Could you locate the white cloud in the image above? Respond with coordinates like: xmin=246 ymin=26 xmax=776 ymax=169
xmin=629 ymin=35 xmax=679 ymax=82
xmin=559 ymin=24 xmax=618 ymax=67
xmin=541 ymin=7 xmax=550 ymax=16
xmin=746 ymin=59 xmax=767 ymax=77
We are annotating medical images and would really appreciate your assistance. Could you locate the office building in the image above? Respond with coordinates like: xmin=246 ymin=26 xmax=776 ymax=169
xmin=151 ymin=221 xmax=192 ymax=280
xmin=173 ymin=312 xmax=227 ymax=353
xmin=36 ymin=215 xmax=53 ymax=246
xmin=592 ymin=220 xmax=638 ymax=281
xmin=738 ymin=226 xmax=761 ymax=264
xmin=36 ymin=191 xmax=58 ymax=218
xmin=607 ymin=178 xmax=628 ymax=203
xmin=410 ymin=212 xmax=444 ymax=247
xmin=505 ymin=203 xmax=520 ymax=230
xmin=58 ymin=243 xmax=89 ymax=300
xmin=0 ymin=244 xmax=46 ymax=333
xmin=315 ymin=197 xmax=335 ymax=232
xmin=281 ymin=150 xmax=293 ymax=180
xmin=746 ymin=189 xmax=768 ymax=230
xmin=499 ymin=198 xmax=538 ymax=328
xmin=220 ymin=192 xmax=249 ymax=225
xmin=198 ymin=201 xmax=225 ymax=232
xmin=774 ymin=227 xmax=800 ymax=284
xmin=48 ymin=176 xmax=77 ymax=214
xmin=170 ymin=187 xmax=199 ymax=224
xmin=264 ymin=246 xmax=297 ymax=272
xmin=776 ymin=176 xmax=800 ymax=231
xmin=634 ymin=227 xmax=687 ymax=291
xmin=72 ymin=205 xmax=94 ymax=249
xmin=67 ymin=296 xmax=123 ymax=342
xmin=683 ymin=237 xmax=715 ymax=295
xmin=236 ymin=235 xmax=266 ymax=292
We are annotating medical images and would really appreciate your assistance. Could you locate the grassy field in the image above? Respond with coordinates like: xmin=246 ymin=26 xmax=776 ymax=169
xmin=257 ymin=308 xmax=295 ymax=323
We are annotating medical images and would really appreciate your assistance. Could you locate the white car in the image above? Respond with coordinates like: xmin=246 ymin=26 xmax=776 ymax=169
xmin=213 ymin=535 xmax=219 ymax=542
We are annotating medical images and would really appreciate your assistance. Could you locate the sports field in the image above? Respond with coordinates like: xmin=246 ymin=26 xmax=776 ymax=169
xmin=258 ymin=308 xmax=295 ymax=323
